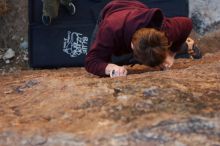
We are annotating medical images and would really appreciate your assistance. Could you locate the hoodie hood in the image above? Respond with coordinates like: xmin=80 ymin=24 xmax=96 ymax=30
xmin=101 ymin=0 xmax=164 ymax=49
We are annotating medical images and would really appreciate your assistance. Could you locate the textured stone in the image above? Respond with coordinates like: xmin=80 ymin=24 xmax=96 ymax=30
xmin=189 ymin=0 xmax=220 ymax=34
xmin=0 ymin=52 xmax=220 ymax=145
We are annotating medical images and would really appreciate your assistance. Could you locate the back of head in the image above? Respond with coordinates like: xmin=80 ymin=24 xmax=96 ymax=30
xmin=132 ymin=28 xmax=170 ymax=67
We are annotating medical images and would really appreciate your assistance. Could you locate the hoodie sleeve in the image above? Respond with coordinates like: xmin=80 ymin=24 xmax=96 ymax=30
xmin=161 ymin=17 xmax=193 ymax=52
xmin=85 ymin=21 xmax=115 ymax=77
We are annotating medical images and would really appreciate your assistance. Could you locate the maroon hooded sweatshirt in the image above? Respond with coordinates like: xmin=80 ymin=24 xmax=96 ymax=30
xmin=85 ymin=0 xmax=192 ymax=76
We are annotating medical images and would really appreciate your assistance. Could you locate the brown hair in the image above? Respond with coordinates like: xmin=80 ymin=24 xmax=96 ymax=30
xmin=132 ymin=28 xmax=170 ymax=67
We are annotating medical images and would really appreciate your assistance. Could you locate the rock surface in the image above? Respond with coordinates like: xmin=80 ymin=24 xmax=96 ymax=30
xmin=0 ymin=52 xmax=220 ymax=146
xmin=189 ymin=0 xmax=220 ymax=34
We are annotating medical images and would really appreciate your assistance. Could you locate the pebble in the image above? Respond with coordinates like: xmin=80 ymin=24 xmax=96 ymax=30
xmin=23 ymin=51 xmax=29 ymax=61
xmin=5 ymin=60 xmax=10 ymax=64
xmin=19 ymin=41 xmax=28 ymax=49
xmin=2 ymin=48 xmax=15 ymax=61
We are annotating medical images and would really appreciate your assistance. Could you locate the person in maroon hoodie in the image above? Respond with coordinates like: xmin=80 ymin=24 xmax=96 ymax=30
xmin=85 ymin=0 xmax=201 ymax=77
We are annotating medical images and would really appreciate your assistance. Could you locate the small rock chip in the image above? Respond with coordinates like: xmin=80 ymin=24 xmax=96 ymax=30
xmin=3 ymin=48 xmax=15 ymax=60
